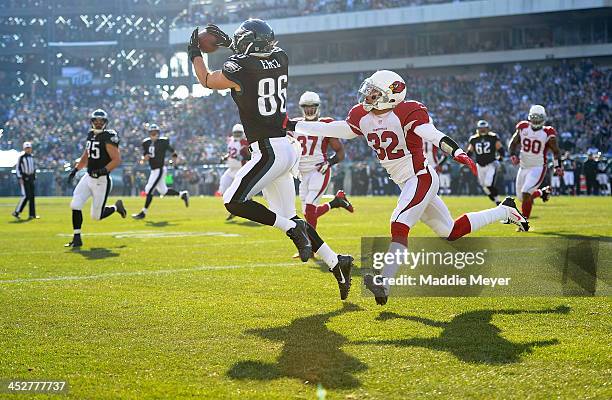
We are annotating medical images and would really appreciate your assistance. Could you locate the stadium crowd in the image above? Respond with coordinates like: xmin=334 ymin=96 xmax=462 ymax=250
xmin=0 ymin=60 xmax=609 ymax=196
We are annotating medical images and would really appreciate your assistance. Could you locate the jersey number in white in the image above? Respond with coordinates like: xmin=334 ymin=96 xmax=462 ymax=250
xmin=257 ymin=75 xmax=287 ymax=116
xmin=149 ymin=145 xmax=155 ymax=156
xmin=475 ymin=142 xmax=491 ymax=155
xmin=87 ymin=141 xmax=101 ymax=159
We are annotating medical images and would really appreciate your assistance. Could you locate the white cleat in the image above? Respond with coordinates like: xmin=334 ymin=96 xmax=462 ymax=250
xmin=499 ymin=197 xmax=530 ymax=232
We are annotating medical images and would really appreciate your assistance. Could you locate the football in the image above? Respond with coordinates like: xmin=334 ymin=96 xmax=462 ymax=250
xmin=198 ymin=31 xmax=219 ymax=53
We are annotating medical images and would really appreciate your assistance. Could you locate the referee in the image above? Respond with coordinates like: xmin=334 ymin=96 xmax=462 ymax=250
xmin=12 ymin=142 xmax=38 ymax=220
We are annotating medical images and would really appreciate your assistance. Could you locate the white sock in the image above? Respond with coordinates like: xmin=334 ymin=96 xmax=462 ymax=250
xmin=493 ymin=196 xmax=500 ymax=203
xmin=466 ymin=206 xmax=506 ymax=232
xmin=316 ymin=243 xmax=338 ymax=269
xmin=74 ymin=229 xmax=81 ymax=235
xmin=273 ymin=216 xmax=296 ymax=232
xmin=142 ymin=208 xmax=147 ymax=213
xmin=382 ymin=241 xmax=407 ymax=293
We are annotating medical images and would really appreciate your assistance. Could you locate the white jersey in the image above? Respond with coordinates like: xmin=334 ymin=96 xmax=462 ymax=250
xmin=226 ymin=137 xmax=246 ymax=170
xmin=515 ymin=121 xmax=556 ymax=168
xmin=346 ymin=101 xmax=431 ymax=184
xmin=423 ymin=141 xmax=439 ymax=168
xmin=291 ymin=117 xmax=334 ymax=173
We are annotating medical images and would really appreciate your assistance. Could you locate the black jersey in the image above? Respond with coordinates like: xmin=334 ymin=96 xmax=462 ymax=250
xmin=222 ymin=47 xmax=289 ymax=144
xmin=469 ymin=132 xmax=499 ymax=166
xmin=562 ymin=157 xmax=575 ymax=171
xmin=85 ymin=129 xmax=120 ymax=173
xmin=142 ymin=137 xmax=175 ymax=169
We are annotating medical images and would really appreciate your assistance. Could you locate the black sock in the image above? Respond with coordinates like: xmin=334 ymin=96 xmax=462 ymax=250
xmin=291 ymin=216 xmax=324 ymax=252
xmin=144 ymin=193 xmax=153 ymax=209
xmin=100 ymin=206 xmax=116 ymax=220
xmin=225 ymin=200 xmax=276 ymax=226
xmin=166 ymin=189 xmax=179 ymax=196
xmin=72 ymin=209 xmax=83 ymax=231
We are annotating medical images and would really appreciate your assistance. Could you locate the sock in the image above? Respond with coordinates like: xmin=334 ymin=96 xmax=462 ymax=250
xmin=72 ymin=209 xmax=83 ymax=232
xmin=532 ymin=189 xmax=542 ymax=199
xmin=273 ymin=215 xmax=296 ymax=232
xmin=316 ymin=243 xmax=338 ymax=269
xmin=522 ymin=197 xmax=533 ymax=218
xmin=391 ymin=221 xmax=409 ymax=247
xmin=448 ymin=205 xmax=507 ymax=241
xmin=225 ymin=199 xmax=277 ymax=227
xmin=144 ymin=193 xmax=153 ymax=209
xmin=328 ymin=197 xmax=342 ymax=209
xmin=315 ymin=203 xmax=331 ymax=218
xmin=141 ymin=207 xmax=148 ymax=214
xmin=304 ymin=204 xmax=318 ymax=229
xmin=381 ymin=241 xmax=407 ymax=293
xmin=100 ymin=206 xmax=116 ymax=220
xmin=166 ymin=188 xmax=179 ymax=196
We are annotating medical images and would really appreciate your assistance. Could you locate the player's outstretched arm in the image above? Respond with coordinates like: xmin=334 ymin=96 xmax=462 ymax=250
xmin=188 ymin=28 xmax=240 ymax=91
xmin=292 ymin=120 xmax=359 ymax=140
xmin=414 ymin=123 xmax=477 ymax=176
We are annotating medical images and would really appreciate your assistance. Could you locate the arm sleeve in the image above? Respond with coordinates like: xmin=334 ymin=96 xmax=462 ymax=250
xmin=414 ymin=123 xmax=463 ymax=157
xmin=294 ymin=120 xmax=359 ymax=140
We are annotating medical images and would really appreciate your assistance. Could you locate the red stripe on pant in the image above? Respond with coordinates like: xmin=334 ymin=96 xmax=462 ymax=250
xmin=394 ymin=170 xmax=432 ymax=222
xmin=304 ymin=169 xmax=332 ymax=229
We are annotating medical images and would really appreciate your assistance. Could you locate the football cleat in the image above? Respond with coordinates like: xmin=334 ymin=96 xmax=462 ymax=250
xmin=334 ymin=190 xmax=354 ymax=213
xmin=226 ymin=213 xmax=235 ymax=221
xmin=64 ymin=234 xmax=83 ymax=248
xmin=115 ymin=200 xmax=127 ymax=218
xmin=363 ymin=273 xmax=388 ymax=305
xmin=499 ymin=197 xmax=529 ymax=232
xmin=331 ymin=255 xmax=354 ymax=300
xmin=132 ymin=211 xmax=145 ymax=220
xmin=28 ymin=215 xmax=40 ymax=220
xmin=11 ymin=211 xmax=20 ymax=219
xmin=180 ymin=191 xmax=190 ymax=207
xmin=286 ymin=220 xmax=312 ymax=262
xmin=540 ymin=186 xmax=551 ymax=203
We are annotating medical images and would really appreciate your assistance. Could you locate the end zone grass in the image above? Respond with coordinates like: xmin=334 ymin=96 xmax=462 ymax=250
xmin=0 ymin=196 xmax=610 ymax=399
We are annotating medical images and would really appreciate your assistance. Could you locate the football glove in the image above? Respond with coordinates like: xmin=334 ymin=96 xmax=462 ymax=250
xmin=188 ymin=28 xmax=202 ymax=62
xmin=205 ymin=24 xmax=232 ymax=48
xmin=67 ymin=168 xmax=78 ymax=183
xmin=454 ymin=153 xmax=477 ymax=176
xmin=316 ymin=161 xmax=331 ymax=174
xmin=284 ymin=119 xmax=297 ymax=132
xmin=555 ymin=166 xmax=564 ymax=177
xmin=510 ymin=155 xmax=520 ymax=166
xmin=89 ymin=167 xmax=108 ymax=178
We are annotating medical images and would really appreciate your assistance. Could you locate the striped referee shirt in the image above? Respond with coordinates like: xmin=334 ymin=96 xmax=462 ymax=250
xmin=16 ymin=152 xmax=35 ymax=178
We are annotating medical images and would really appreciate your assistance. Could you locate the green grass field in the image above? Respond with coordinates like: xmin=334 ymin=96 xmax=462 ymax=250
xmin=0 ymin=195 xmax=610 ymax=399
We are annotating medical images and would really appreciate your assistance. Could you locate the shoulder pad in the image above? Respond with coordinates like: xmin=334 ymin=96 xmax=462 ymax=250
xmin=290 ymin=117 xmax=304 ymax=122
xmin=105 ymin=129 xmax=117 ymax=135
xmin=160 ymin=136 xmax=169 ymax=141
xmin=516 ymin=121 xmax=530 ymax=130
xmin=488 ymin=132 xmax=498 ymax=137
xmin=543 ymin=126 xmax=557 ymax=136
xmin=469 ymin=133 xmax=479 ymax=140
xmin=142 ymin=138 xmax=150 ymax=143
xmin=319 ymin=117 xmax=335 ymax=123
xmin=399 ymin=100 xmax=428 ymax=114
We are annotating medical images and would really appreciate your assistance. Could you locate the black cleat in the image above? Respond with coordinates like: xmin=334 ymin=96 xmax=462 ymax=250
xmin=226 ymin=213 xmax=235 ymax=221
xmin=11 ymin=211 xmax=20 ymax=219
xmin=115 ymin=200 xmax=127 ymax=218
xmin=28 ymin=215 xmax=40 ymax=220
xmin=363 ymin=273 xmax=388 ymax=305
xmin=286 ymin=220 xmax=312 ymax=262
xmin=331 ymin=255 xmax=353 ymax=300
xmin=180 ymin=190 xmax=190 ymax=208
xmin=540 ymin=186 xmax=551 ymax=203
xmin=132 ymin=211 xmax=146 ymax=220
xmin=331 ymin=190 xmax=354 ymax=213
xmin=499 ymin=197 xmax=529 ymax=232
xmin=64 ymin=234 xmax=83 ymax=248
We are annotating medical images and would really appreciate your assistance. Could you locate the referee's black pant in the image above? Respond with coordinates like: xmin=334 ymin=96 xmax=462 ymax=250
xmin=15 ymin=176 xmax=36 ymax=217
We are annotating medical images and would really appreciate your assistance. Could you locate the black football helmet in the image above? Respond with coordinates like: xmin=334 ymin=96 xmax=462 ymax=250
xmin=90 ymin=109 xmax=108 ymax=133
xmin=232 ymin=19 xmax=276 ymax=55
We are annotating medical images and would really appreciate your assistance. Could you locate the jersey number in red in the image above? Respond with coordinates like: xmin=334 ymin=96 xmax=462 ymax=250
xmin=296 ymin=135 xmax=318 ymax=156
xmin=522 ymin=138 xmax=542 ymax=154
xmin=367 ymin=131 xmax=405 ymax=160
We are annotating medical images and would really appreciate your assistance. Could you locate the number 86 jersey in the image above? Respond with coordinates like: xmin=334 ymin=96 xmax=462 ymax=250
xmin=346 ymin=101 xmax=431 ymax=184
xmin=515 ymin=121 xmax=556 ymax=168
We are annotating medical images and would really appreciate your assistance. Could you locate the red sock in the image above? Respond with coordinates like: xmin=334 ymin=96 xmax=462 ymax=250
xmin=304 ymin=204 xmax=318 ymax=229
xmin=522 ymin=197 xmax=533 ymax=218
xmin=532 ymin=190 xmax=542 ymax=199
xmin=447 ymin=214 xmax=472 ymax=241
xmin=391 ymin=222 xmax=410 ymax=247
xmin=315 ymin=203 xmax=331 ymax=218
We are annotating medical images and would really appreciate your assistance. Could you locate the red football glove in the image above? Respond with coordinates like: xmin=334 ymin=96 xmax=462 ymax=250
xmin=454 ymin=153 xmax=477 ymax=176
xmin=555 ymin=166 xmax=564 ymax=177
xmin=510 ymin=155 xmax=520 ymax=166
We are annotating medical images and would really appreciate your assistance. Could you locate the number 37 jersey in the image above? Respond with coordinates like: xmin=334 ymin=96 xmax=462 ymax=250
xmin=346 ymin=101 xmax=431 ymax=184
xmin=291 ymin=117 xmax=334 ymax=173
xmin=515 ymin=121 xmax=556 ymax=168
xmin=222 ymin=48 xmax=289 ymax=144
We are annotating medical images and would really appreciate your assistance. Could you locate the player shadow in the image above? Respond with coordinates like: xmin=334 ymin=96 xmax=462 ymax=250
xmin=68 ymin=247 xmax=122 ymax=260
xmin=353 ymin=305 xmax=570 ymax=365
xmin=227 ymin=302 xmax=367 ymax=389
xmin=8 ymin=218 xmax=33 ymax=224
xmin=311 ymin=259 xmax=364 ymax=277
xmin=533 ymin=231 xmax=612 ymax=242
xmin=227 ymin=219 xmax=262 ymax=228
xmin=144 ymin=220 xmax=176 ymax=228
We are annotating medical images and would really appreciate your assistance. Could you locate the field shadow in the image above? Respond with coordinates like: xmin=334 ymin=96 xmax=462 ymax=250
xmin=311 ymin=259 xmax=364 ymax=277
xmin=145 ymin=220 xmax=176 ymax=228
xmin=8 ymin=218 xmax=32 ymax=224
xmin=68 ymin=247 xmax=122 ymax=260
xmin=533 ymin=231 xmax=612 ymax=242
xmin=353 ymin=305 xmax=570 ymax=364
xmin=227 ymin=302 xmax=366 ymax=389
xmin=227 ymin=220 xmax=262 ymax=228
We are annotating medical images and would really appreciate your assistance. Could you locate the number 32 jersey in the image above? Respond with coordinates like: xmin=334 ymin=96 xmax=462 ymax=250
xmin=515 ymin=121 xmax=556 ymax=168
xmin=346 ymin=101 xmax=431 ymax=184
xmin=222 ymin=48 xmax=289 ymax=144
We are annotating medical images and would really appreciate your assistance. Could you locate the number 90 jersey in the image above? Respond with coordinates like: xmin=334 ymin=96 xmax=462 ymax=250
xmin=515 ymin=121 xmax=556 ymax=168
xmin=222 ymin=48 xmax=288 ymax=144
xmin=346 ymin=101 xmax=431 ymax=184
xmin=85 ymin=129 xmax=120 ymax=174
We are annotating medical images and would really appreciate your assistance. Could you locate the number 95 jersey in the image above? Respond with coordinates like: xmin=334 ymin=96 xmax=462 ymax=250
xmin=515 ymin=121 xmax=556 ymax=168
xmin=222 ymin=48 xmax=288 ymax=144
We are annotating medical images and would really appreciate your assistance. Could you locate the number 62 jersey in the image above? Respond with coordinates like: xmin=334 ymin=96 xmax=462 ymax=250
xmin=515 ymin=121 xmax=556 ymax=168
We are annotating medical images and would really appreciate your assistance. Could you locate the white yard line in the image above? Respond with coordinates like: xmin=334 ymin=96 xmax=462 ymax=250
xmin=0 ymin=262 xmax=297 ymax=284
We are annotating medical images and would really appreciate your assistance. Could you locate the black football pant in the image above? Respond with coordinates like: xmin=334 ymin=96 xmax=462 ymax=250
xmin=15 ymin=177 xmax=36 ymax=217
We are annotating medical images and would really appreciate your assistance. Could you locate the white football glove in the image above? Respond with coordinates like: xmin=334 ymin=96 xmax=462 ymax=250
xmin=316 ymin=161 xmax=331 ymax=174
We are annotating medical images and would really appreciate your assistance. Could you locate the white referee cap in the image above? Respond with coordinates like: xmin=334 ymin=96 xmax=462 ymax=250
xmin=23 ymin=142 xmax=32 ymax=148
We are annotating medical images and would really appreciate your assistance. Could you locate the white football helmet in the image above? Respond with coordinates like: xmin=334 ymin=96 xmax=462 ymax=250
xmin=232 ymin=123 xmax=244 ymax=138
xmin=359 ymin=70 xmax=406 ymax=112
xmin=528 ymin=105 xmax=546 ymax=129
xmin=299 ymin=91 xmax=320 ymax=121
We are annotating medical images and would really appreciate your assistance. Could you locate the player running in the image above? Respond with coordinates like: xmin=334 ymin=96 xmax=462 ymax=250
xmin=509 ymin=105 xmax=561 ymax=220
xmin=466 ymin=120 xmax=505 ymax=204
xmin=288 ymin=70 xmax=529 ymax=305
xmin=218 ymin=123 xmax=249 ymax=221
xmin=291 ymin=91 xmax=353 ymax=230
xmin=132 ymin=124 xmax=189 ymax=220
xmin=188 ymin=18 xmax=354 ymax=299
xmin=65 ymin=109 xmax=127 ymax=248
xmin=561 ymin=151 xmax=576 ymax=195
